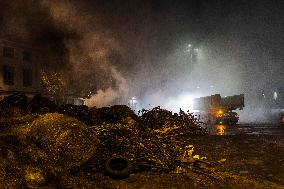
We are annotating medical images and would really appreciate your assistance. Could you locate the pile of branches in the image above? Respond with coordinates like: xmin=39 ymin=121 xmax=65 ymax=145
xmin=140 ymin=107 xmax=206 ymax=137
xmin=81 ymin=106 xmax=207 ymax=172
xmin=0 ymin=97 xmax=208 ymax=184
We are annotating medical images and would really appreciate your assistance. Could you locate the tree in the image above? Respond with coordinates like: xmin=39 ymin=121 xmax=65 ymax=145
xmin=40 ymin=71 xmax=67 ymax=97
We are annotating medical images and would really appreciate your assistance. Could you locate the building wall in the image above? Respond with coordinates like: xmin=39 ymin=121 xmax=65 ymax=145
xmin=0 ymin=39 xmax=41 ymax=97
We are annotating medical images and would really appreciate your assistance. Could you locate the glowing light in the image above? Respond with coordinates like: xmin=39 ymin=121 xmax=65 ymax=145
xmin=216 ymin=124 xmax=226 ymax=135
xmin=273 ymin=91 xmax=278 ymax=100
xmin=188 ymin=44 xmax=192 ymax=47
xmin=129 ymin=96 xmax=138 ymax=110
xmin=168 ymin=95 xmax=194 ymax=112
xmin=162 ymin=93 xmax=203 ymax=113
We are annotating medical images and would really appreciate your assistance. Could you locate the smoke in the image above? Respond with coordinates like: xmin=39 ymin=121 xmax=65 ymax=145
xmin=141 ymin=0 xmax=283 ymax=123
xmin=39 ymin=0 xmax=130 ymax=107
xmin=0 ymin=0 xmax=41 ymax=40
xmin=1 ymin=0 xmax=283 ymax=121
xmin=84 ymin=66 xmax=129 ymax=107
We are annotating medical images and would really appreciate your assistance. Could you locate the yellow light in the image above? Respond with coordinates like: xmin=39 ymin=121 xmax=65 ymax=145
xmin=217 ymin=110 xmax=223 ymax=115
xmin=216 ymin=124 xmax=226 ymax=135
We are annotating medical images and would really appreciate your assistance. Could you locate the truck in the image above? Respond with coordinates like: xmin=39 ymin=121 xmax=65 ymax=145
xmin=193 ymin=94 xmax=244 ymax=125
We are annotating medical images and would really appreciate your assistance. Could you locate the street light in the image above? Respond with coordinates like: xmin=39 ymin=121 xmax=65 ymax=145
xmin=273 ymin=91 xmax=278 ymax=100
xmin=186 ymin=44 xmax=199 ymax=64
xmin=129 ymin=97 xmax=137 ymax=110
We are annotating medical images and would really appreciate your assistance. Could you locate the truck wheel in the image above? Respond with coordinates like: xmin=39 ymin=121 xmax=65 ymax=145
xmin=105 ymin=156 xmax=131 ymax=179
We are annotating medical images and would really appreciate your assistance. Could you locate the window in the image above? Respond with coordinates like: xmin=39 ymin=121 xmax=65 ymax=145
xmin=3 ymin=65 xmax=15 ymax=85
xmin=23 ymin=68 xmax=32 ymax=87
xmin=3 ymin=47 xmax=14 ymax=58
xmin=23 ymin=51 xmax=31 ymax=61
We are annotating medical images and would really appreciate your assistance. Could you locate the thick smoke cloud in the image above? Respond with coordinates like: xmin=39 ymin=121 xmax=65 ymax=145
xmin=1 ymin=0 xmax=283 ymax=121
xmin=39 ymin=0 xmax=130 ymax=107
xmin=0 ymin=0 xmax=130 ymax=107
xmin=132 ymin=0 xmax=284 ymax=122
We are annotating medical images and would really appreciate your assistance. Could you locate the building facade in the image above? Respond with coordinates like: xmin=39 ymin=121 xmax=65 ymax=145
xmin=0 ymin=39 xmax=41 ymax=99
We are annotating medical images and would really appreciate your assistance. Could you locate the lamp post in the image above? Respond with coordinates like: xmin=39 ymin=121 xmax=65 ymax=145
xmin=130 ymin=96 xmax=137 ymax=110
xmin=186 ymin=44 xmax=199 ymax=66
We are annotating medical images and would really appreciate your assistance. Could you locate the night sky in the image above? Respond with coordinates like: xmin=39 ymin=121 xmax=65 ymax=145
xmin=0 ymin=0 xmax=283 ymax=121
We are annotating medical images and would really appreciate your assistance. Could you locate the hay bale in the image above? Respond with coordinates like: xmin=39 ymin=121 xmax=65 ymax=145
xmin=26 ymin=113 xmax=98 ymax=170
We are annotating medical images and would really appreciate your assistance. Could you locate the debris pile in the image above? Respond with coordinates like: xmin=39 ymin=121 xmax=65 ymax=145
xmin=58 ymin=104 xmax=90 ymax=125
xmin=141 ymin=107 xmax=206 ymax=137
xmin=0 ymin=92 xmax=28 ymax=117
xmin=0 ymin=93 xmax=209 ymax=186
xmin=82 ymin=107 xmax=206 ymax=173
xmin=85 ymin=117 xmax=141 ymax=172
xmin=88 ymin=105 xmax=139 ymax=126
xmin=29 ymin=94 xmax=58 ymax=114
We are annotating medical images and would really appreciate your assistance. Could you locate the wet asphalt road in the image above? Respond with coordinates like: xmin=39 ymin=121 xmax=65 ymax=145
xmin=207 ymin=123 xmax=284 ymax=135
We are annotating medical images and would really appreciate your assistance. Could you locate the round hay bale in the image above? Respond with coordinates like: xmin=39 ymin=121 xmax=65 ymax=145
xmin=27 ymin=113 xmax=98 ymax=170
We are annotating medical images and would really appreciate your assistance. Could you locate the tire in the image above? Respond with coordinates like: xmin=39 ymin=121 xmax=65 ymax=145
xmin=105 ymin=156 xmax=131 ymax=179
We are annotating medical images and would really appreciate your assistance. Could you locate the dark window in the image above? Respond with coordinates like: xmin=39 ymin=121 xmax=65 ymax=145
xmin=3 ymin=47 xmax=14 ymax=58
xmin=23 ymin=51 xmax=31 ymax=61
xmin=23 ymin=68 xmax=32 ymax=87
xmin=3 ymin=65 xmax=15 ymax=85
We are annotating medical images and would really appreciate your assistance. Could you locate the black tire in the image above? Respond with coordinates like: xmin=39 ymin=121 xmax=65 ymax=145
xmin=105 ymin=156 xmax=131 ymax=179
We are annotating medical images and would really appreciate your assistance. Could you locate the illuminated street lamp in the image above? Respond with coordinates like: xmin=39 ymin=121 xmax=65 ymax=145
xmin=273 ymin=91 xmax=278 ymax=100
xmin=129 ymin=96 xmax=137 ymax=110
xmin=186 ymin=44 xmax=199 ymax=65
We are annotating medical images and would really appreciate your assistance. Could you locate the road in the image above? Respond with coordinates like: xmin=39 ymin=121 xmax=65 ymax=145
xmin=206 ymin=123 xmax=284 ymax=135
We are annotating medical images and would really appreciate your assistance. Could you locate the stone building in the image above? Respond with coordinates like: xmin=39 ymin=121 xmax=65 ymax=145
xmin=0 ymin=39 xmax=41 ymax=99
